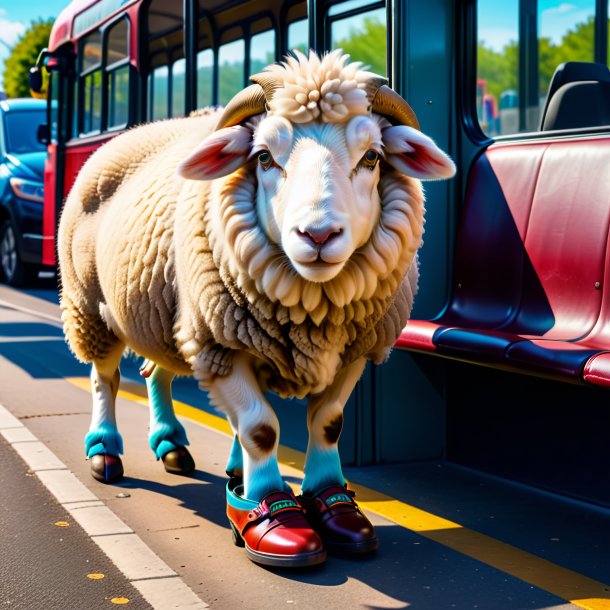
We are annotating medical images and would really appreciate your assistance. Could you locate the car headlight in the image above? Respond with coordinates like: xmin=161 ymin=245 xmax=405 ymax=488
xmin=9 ymin=177 xmax=44 ymax=203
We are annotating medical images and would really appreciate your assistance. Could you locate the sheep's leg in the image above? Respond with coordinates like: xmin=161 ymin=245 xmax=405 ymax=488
xmin=225 ymin=413 xmax=243 ymax=477
xmin=145 ymin=365 xmax=195 ymax=475
xmin=301 ymin=357 xmax=366 ymax=495
xmin=207 ymin=353 xmax=284 ymax=501
xmin=85 ymin=343 xmax=125 ymax=483
xmin=300 ymin=357 xmax=377 ymax=554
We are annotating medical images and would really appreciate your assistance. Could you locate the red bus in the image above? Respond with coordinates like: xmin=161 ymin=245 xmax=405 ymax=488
xmin=32 ymin=0 xmax=389 ymax=267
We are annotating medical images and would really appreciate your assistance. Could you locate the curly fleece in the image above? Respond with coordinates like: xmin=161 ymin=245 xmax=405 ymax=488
xmin=58 ymin=55 xmax=423 ymax=399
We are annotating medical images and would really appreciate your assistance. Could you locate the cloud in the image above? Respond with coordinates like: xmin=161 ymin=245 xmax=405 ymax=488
xmin=542 ymin=3 xmax=576 ymax=16
xmin=0 ymin=17 xmax=27 ymax=49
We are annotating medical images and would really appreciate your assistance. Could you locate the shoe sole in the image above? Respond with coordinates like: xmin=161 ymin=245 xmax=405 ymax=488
xmin=244 ymin=545 xmax=327 ymax=568
xmin=325 ymin=537 xmax=379 ymax=555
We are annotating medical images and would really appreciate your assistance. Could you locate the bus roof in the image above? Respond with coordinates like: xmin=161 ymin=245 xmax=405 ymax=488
xmin=49 ymin=0 xmax=139 ymax=52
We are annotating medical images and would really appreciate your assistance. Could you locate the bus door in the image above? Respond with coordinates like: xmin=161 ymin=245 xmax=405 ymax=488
xmin=43 ymin=54 xmax=72 ymax=267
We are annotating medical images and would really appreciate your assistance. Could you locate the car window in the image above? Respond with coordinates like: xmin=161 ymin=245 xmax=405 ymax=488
xmin=4 ymin=111 xmax=47 ymax=154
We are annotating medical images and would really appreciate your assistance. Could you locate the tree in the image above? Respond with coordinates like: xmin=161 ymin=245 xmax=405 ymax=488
xmin=2 ymin=19 xmax=53 ymax=99
xmin=334 ymin=17 xmax=387 ymax=76
xmin=478 ymin=15 xmax=601 ymax=107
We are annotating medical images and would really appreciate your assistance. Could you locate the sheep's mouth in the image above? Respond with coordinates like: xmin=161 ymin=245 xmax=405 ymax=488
xmin=290 ymin=258 xmax=346 ymax=283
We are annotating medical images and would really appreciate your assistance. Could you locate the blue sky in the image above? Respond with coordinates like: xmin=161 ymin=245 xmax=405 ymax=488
xmin=0 ymin=0 xmax=70 ymax=80
xmin=479 ymin=0 xmax=597 ymax=51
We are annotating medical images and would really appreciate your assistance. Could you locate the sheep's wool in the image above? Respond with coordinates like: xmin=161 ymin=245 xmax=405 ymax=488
xmin=59 ymin=52 xmax=425 ymax=400
xmin=175 ymin=162 xmax=422 ymax=397
xmin=262 ymin=50 xmax=375 ymax=124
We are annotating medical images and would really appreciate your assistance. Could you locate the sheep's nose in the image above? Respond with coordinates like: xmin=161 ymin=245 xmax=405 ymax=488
xmin=299 ymin=227 xmax=342 ymax=246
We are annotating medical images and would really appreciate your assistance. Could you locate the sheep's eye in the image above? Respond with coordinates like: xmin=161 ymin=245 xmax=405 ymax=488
xmin=360 ymin=149 xmax=379 ymax=170
xmin=257 ymin=150 xmax=274 ymax=171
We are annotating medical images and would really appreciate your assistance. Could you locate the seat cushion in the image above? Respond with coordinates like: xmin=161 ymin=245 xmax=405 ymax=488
xmin=395 ymin=320 xmax=445 ymax=352
xmin=505 ymin=340 xmax=600 ymax=380
xmin=582 ymin=352 xmax=610 ymax=387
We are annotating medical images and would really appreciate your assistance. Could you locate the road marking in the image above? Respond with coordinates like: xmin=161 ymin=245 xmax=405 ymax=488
xmin=64 ymin=376 xmax=610 ymax=610
xmin=0 ymin=403 xmax=208 ymax=610
xmin=0 ymin=297 xmax=63 ymax=328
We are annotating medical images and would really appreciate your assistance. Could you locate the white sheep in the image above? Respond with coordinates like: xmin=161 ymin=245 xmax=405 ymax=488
xmin=58 ymin=50 xmax=455 ymax=567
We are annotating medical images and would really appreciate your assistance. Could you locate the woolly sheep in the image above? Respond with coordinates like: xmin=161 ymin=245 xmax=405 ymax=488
xmin=58 ymin=50 xmax=455 ymax=556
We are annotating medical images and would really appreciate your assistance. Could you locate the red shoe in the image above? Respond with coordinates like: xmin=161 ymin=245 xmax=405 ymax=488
xmin=226 ymin=478 xmax=326 ymax=568
xmin=298 ymin=486 xmax=378 ymax=554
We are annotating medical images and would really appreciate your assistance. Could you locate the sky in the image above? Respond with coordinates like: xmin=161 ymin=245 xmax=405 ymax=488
xmin=0 ymin=0 xmax=70 ymax=81
xmin=479 ymin=0 xmax=599 ymax=51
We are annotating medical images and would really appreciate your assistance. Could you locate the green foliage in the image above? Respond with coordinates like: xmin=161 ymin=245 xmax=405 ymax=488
xmin=334 ymin=17 xmax=387 ymax=76
xmin=478 ymin=16 xmax=599 ymax=103
xmin=2 ymin=19 xmax=53 ymax=99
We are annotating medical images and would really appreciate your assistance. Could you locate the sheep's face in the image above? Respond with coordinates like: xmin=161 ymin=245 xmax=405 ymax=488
xmin=252 ymin=115 xmax=383 ymax=283
xmin=179 ymin=113 xmax=455 ymax=285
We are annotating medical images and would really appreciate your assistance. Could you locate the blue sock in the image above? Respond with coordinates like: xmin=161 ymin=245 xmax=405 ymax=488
xmin=85 ymin=424 xmax=124 ymax=458
xmin=301 ymin=446 xmax=345 ymax=495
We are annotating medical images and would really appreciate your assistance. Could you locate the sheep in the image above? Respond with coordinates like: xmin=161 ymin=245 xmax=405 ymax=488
xmin=58 ymin=50 xmax=455 ymax=566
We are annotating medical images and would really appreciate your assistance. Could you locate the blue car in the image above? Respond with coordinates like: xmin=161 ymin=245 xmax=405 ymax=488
xmin=0 ymin=98 xmax=49 ymax=285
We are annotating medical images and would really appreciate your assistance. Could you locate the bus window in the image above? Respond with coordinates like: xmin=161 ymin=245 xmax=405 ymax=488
xmin=477 ymin=1 xmax=518 ymax=136
xmin=150 ymin=65 xmax=169 ymax=120
xmin=107 ymin=18 xmax=129 ymax=128
xmin=287 ymin=19 xmax=308 ymax=54
xmin=329 ymin=1 xmax=387 ymax=76
xmin=539 ymin=0 xmax=595 ymax=98
xmin=146 ymin=0 xmax=183 ymax=120
xmin=49 ymin=72 xmax=60 ymax=143
xmin=172 ymin=58 xmax=186 ymax=117
xmin=478 ymin=0 xmax=598 ymax=136
xmin=250 ymin=28 xmax=275 ymax=74
xmin=218 ymin=38 xmax=245 ymax=106
xmin=197 ymin=49 xmax=213 ymax=108
xmin=80 ymin=31 xmax=102 ymax=134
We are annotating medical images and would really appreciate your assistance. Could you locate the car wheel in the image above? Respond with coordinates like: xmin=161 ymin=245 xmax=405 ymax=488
xmin=0 ymin=220 xmax=36 ymax=286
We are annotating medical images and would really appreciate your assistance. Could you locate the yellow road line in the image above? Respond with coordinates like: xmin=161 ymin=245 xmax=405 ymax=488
xmin=66 ymin=376 xmax=610 ymax=610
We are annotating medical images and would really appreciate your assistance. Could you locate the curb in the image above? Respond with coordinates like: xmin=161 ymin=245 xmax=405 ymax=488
xmin=0 ymin=403 xmax=208 ymax=610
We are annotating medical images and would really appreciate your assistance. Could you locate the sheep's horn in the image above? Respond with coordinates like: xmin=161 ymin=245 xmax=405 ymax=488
xmin=372 ymin=85 xmax=420 ymax=130
xmin=250 ymin=72 xmax=285 ymax=101
xmin=214 ymin=84 xmax=267 ymax=131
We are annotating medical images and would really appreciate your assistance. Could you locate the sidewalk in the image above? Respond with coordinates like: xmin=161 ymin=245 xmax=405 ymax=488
xmin=0 ymin=434 xmax=152 ymax=610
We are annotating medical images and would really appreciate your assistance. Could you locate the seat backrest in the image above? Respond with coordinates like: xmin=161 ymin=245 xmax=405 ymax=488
xmin=502 ymin=139 xmax=610 ymax=339
xmin=540 ymin=62 xmax=610 ymax=131
xmin=441 ymin=144 xmax=546 ymax=328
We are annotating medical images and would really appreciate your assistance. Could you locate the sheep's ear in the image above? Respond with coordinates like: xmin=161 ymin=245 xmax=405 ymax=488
xmin=177 ymin=125 xmax=252 ymax=180
xmin=383 ymin=125 xmax=456 ymax=180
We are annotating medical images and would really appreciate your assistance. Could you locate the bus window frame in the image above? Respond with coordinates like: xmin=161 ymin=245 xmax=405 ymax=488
xmin=76 ymin=13 xmax=132 ymax=138
xmin=216 ymin=9 xmax=278 ymax=101
xmin=323 ymin=0 xmax=389 ymax=79
xmin=77 ymin=30 xmax=103 ymax=136
xmin=279 ymin=0 xmax=307 ymax=56
xmin=104 ymin=16 xmax=132 ymax=132
xmin=468 ymin=0 xmax=610 ymax=144
xmin=146 ymin=45 xmax=184 ymax=118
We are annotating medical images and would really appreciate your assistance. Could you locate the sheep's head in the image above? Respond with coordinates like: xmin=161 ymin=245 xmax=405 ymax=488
xmin=178 ymin=50 xmax=455 ymax=287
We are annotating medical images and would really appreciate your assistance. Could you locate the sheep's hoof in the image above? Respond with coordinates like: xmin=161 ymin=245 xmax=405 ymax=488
xmin=162 ymin=447 xmax=195 ymax=475
xmin=90 ymin=454 xmax=124 ymax=484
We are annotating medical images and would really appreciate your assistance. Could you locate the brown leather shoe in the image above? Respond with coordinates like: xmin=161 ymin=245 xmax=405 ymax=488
xmin=161 ymin=446 xmax=195 ymax=475
xmin=298 ymin=486 xmax=378 ymax=554
xmin=90 ymin=454 xmax=124 ymax=484
xmin=226 ymin=479 xmax=326 ymax=568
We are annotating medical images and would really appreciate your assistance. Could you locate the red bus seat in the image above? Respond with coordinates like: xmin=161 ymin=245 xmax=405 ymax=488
xmin=398 ymin=136 xmax=610 ymax=385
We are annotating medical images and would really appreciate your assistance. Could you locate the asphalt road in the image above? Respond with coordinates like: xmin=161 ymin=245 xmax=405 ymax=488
xmin=0 ymin=434 xmax=152 ymax=610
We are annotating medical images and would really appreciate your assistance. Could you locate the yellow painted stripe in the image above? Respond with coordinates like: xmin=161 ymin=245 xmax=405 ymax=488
xmin=66 ymin=376 xmax=610 ymax=610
